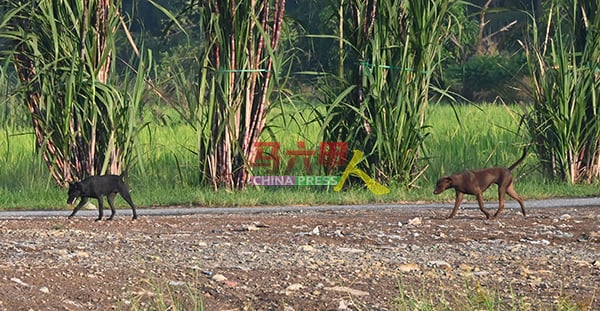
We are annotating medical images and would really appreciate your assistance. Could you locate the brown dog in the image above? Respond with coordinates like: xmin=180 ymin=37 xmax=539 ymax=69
xmin=433 ymin=148 xmax=527 ymax=219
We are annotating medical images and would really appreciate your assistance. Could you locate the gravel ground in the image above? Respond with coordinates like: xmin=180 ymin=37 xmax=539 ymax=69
xmin=0 ymin=204 xmax=598 ymax=310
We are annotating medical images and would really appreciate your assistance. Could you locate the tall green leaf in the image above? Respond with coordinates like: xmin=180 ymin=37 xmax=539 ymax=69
xmin=521 ymin=0 xmax=600 ymax=183
xmin=322 ymin=0 xmax=458 ymax=185
xmin=164 ymin=0 xmax=289 ymax=190
xmin=0 ymin=0 xmax=149 ymax=184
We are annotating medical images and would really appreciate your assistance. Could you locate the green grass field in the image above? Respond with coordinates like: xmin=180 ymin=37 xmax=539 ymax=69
xmin=0 ymin=103 xmax=599 ymax=210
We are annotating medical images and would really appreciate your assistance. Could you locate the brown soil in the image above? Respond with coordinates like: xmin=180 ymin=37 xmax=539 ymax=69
xmin=0 ymin=205 xmax=598 ymax=310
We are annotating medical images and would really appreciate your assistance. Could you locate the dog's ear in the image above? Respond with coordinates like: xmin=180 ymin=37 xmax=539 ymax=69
xmin=67 ymin=180 xmax=81 ymax=189
xmin=434 ymin=176 xmax=453 ymax=191
xmin=435 ymin=176 xmax=450 ymax=183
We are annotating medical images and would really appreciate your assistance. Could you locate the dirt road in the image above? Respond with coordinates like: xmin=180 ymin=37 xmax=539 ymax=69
xmin=0 ymin=201 xmax=598 ymax=310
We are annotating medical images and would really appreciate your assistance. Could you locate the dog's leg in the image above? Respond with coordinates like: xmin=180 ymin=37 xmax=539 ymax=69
xmin=106 ymin=193 xmax=117 ymax=220
xmin=96 ymin=197 xmax=104 ymax=221
xmin=494 ymin=186 xmax=507 ymax=218
xmin=68 ymin=197 xmax=89 ymax=219
xmin=448 ymin=191 xmax=464 ymax=219
xmin=119 ymin=189 xmax=137 ymax=220
xmin=506 ymin=183 xmax=526 ymax=216
xmin=476 ymin=193 xmax=491 ymax=219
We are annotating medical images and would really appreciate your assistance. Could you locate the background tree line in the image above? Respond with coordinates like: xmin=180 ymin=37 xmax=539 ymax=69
xmin=128 ymin=0 xmax=534 ymax=102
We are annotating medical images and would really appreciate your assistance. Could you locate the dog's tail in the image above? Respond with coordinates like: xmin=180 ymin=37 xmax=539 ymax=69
xmin=120 ymin=170 xmax=128 ymax=179
xmin=508 ymin=147 xmax=528 ymax=171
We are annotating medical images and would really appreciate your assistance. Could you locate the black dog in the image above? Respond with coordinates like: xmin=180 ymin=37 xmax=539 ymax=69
xmin=67 ymin=173 xmax=138 ymax=221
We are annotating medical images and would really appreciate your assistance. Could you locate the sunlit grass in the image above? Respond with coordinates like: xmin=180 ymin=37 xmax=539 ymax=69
xmin=128 ymin=273 xmax=205 ymax=311
xmin=393 ymin=274 xmax=594 ymax=311
xmin=425 ymin=103 xmax=529 ymax=181
xmin=1 ymin=103 xmax=599 ymax=211
xmin=135 ymin=123 xmax=199 ymax=186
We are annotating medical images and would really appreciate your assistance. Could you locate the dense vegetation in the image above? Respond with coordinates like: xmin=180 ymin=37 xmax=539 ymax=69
xmin=0 ymin=0 xmax=598 ymax=197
